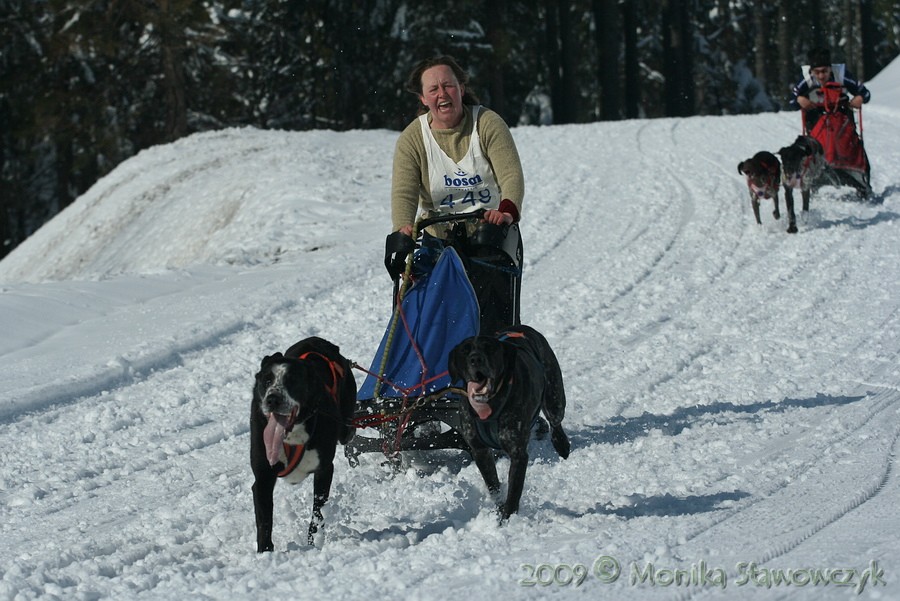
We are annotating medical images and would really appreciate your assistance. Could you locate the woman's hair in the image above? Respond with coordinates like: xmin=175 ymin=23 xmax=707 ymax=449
xmin=405 ymin=55 xmax=481 ymax=114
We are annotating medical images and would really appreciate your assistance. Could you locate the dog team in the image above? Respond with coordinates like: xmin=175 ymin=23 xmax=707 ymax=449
xmin=248 ymin=49 xmax=866 ymax=550
xmin=737 ymin=134 xmax=826 ymax=234
xmin=250 ymin=325 xmax=571 ymax=551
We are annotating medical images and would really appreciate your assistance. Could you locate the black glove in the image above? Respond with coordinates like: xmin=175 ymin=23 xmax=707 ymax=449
xmin=384 ymin=231 xmax=416 ymax=281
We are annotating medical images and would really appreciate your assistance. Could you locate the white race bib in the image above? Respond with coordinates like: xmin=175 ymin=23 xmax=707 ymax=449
xmin=420 ymin=106 xmax=502 ymax=214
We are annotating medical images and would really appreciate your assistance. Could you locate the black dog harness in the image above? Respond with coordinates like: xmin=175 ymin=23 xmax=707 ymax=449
xmin=277 ymin=352 xmax=344 ymax=478
xmin=473 ymin=400 xmax=506 ymax=451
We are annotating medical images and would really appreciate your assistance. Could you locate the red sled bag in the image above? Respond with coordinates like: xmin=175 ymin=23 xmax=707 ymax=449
xmin=809 ymin=82 xmax=867 ymax=174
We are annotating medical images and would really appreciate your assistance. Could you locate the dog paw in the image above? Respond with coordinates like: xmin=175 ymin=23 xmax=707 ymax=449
xmin=307 ymin=510 xmax=325 ymax=546
xmin=787 ymin=225 xmax=798 ymax=234
xmin=495 ymin=500 xmax=518 ymax=523
xmin=307 ymin=524 xmax=320 ymax=546
xmin=344 ymin=446 xmax=360 ymax=468
xmin=495 ymin=506 xmax=511 ymax=524
xmin=551 ymin=427 xmax=571 ymax=459
xmin=494 ymin=503 xmax=509 ymax=526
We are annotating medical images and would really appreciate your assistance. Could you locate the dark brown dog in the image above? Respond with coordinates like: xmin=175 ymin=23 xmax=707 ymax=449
xmin=250 ymin=337 xmax=356 ymax=551
xmin=778 ymin=135 xmax=825 ymax=233
xmin=738 ymin=151 xmax=782 ymax=227
xmin=448 ymin=325 xmax=570 ymax=521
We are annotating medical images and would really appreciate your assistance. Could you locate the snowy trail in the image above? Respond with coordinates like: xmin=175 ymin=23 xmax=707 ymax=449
xmin=2 ymin=63 xmax=900 ymax=599
xmin=668 ymin=388 xmax=900 ymax=601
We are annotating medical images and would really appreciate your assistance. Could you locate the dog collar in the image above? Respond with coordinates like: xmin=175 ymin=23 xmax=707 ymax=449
xmin=749 ymin=180 xmax=775 ymax=198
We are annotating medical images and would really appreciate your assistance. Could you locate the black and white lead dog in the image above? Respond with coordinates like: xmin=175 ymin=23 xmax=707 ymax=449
xmin=448 ymin=325 xmax=571 ymax=521
xmin=778 ymin=135 xmax=825 ymax=233
xmin=250 ymin=336 xmax=356 ymax=552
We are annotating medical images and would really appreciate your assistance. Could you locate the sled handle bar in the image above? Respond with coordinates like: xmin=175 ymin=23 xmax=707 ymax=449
xmin=383 ymin=209 xmax=488 ymax=282
xmin=415 ymin=208 xmax=487 ymax=231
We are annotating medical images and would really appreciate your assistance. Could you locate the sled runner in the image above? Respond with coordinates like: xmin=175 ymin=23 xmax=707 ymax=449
xmin=346 ymin=210 xmax=523 ymax=464
xmin=802 ymin=80 xmax=872 ymax=197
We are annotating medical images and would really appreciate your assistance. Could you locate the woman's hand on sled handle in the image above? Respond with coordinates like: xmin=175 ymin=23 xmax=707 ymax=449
xmin=483 ymin=210 xmax=513 ymax=226
xmin=484 ymin=200 xmax=519 ymax=226
xmin=849 ymin=95 xmax=864 ymax=109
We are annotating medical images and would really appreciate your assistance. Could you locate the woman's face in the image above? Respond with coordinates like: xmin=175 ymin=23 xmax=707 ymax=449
xmin=418 ymin=64 xmax=465 ymax=129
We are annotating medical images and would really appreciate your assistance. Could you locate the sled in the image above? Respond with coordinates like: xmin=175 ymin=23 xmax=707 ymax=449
xmin=346 ymin=210 xmax=523 ymax=464
xmin=802 ymin=80 xmax=872 ymax=197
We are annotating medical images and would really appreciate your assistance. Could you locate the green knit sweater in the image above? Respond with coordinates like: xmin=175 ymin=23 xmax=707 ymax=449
xmin=390 ymin=105 xmax=525 ymax=232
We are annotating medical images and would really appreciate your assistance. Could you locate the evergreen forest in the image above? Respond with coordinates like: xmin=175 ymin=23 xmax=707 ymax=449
xmin=2 ymin=0 xmax=898 ymax=259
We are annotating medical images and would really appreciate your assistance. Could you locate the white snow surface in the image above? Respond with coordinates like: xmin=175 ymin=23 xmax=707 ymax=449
xmin=2 ymin=56 xmax=900 ymax=600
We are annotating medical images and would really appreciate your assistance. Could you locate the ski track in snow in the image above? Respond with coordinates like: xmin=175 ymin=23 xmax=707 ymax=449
xmin=2 ymin=66 xmax=900 ymax=599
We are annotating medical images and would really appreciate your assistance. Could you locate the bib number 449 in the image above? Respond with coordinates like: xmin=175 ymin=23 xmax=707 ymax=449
xmin=440 ymin=189 xmax=493 ymax=211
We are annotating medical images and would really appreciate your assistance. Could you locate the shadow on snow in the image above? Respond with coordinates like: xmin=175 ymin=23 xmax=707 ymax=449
xmin=570 ymin=392 xmax=868 ymax=448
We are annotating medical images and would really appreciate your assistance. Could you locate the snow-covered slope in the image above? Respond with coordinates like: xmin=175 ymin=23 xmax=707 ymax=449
xmin=1 ymin=56 xmax=899 ymax=600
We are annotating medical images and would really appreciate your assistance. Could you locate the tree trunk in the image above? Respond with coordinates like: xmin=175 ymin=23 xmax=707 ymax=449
xmin=678 ymin=0 xmax=694 ymax=115
xmin=753 ymin=3 xmax=768 ymax=90
xmin=663 ymin=0 xmax=694 ymax=116
xmin=777 ymin=2 xmax=793 ymax=105
xmin=558 ymin=1 xmax=580 ymax=123
xmin=158 ymin=0 xmax=187 ymax=141
xmin=544 ymin=0 xmax=564 ymax=124
xmin=484 ymin=0 xmax=509 ymax=120
xmin=858 ymin=0 xmax=876 ymax=79
xmin=807 ymin=0 xmax=824 ymax=51
xmin=593 ymin=0 xmax=621 ymax=120
xmin=622 ymin=0 xmax=640 ymax=118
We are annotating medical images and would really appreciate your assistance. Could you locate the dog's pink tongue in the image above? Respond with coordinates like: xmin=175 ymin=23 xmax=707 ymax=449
xmin=263 ymin=414 xmax=289 ymax=466
xmin=467 ymin=382 xmax=492 ymax=420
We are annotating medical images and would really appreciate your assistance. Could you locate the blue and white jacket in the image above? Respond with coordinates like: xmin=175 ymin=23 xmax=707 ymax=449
xmin=789 ymin=64 xmax=871 ymax=110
